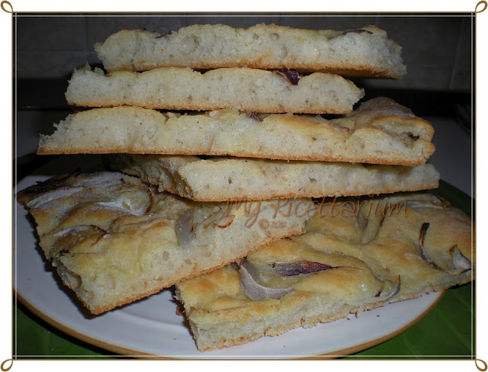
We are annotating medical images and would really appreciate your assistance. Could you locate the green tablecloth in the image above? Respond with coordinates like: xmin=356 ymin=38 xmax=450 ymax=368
xmin=14 ymin=180 xmax=474 ymax=359
xmin=14 ymin=283 xmax=473 ymax=359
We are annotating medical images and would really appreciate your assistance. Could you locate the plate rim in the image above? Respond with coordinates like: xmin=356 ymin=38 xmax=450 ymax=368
xmin=15 ymin=288 xmax=446 ymax=359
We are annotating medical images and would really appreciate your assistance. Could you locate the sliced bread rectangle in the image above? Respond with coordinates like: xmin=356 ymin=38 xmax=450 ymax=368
xmin=109 ymin=154 xmax=440 ymax=201
xmin=95 ymin=24 xmax=406 ymax=78
xmin=38 ymin=98 xmax=435 ymax=166
xmin=65 ymin=66 xmax=364 ymax=114
xmin=17 ymin=172 xmax=309 ymax=314
xmin=175 ymin=193 xmax=473 ymax=351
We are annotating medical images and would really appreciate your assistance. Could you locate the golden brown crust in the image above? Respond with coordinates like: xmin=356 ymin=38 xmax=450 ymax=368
xmin=37 ymin=147 xmax=434 ymax=166
xmin=67 ymin=104 xmax=354 ymax=116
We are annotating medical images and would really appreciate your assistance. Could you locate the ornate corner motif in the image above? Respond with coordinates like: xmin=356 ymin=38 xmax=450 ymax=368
xmin=475 ymin=359 xmax=487 ymax=371
xmin=0 ymin=1 xmax=12 ymax=13
xmin=476 ymin=1 xmax=487 ymax=13
xmin=0 ymin=359 xmax=13 ymax=372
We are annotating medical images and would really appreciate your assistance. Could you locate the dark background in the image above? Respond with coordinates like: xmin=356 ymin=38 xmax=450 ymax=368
xmin=16 ymin=14 xmax=471 ymax=90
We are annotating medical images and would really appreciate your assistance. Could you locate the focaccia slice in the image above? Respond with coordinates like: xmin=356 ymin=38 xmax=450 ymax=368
xmin=38 ymin=98 xmax=435 ymax=166
xmin=109 ymin=154 xmax=440 ymax=201
xmin=175 ymin=193 xmax=473 ymax=351
xmin=95 ymin=24 xmax=406 ymax=78
xmin=65 ymin=66 xmax=363 ymax=114
xmin=17 ymin=172 xmax=309 ymax=314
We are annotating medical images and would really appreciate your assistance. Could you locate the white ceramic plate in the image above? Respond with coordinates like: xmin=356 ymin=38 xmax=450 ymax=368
xmin=14 ymin=171 xmax=443 ymax=359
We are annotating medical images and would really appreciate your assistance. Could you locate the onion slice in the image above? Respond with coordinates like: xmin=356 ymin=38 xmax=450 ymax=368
xmin=406 ymin=194 xmax=450 ymax=210
xmin=271 ymin=261 xmax=336 ymax=276
xmin=360 ymin=214 xmax=385 ymax=244
xmin=175 ymin=209 xmax=195 ymax=248
xmin=384 ymin=276 xmax=401 ymax=302
xmin=72 ymin=172 xmax=123 ymax=188
xmin=449 ymin=245 xmax=471 ymax=274
xmin=26 ymin=187 xmax=83 ymax=209
xmin=239 ymin=260 xmax=294 ymax=301
xmin=247 ymin=112 xmax=263 ymax=121
xmin=375 ymin=276 xmax=401 ymax=302
xmin=416 ymin=222 xmax=442 ymax=270
xmin=273 ymin=69 xmax=300 ymax=85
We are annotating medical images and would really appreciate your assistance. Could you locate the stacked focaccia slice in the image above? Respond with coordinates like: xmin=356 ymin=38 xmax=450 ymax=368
xmin=39 ymin=94 xmax=440 ymax=203
xmin=18 ymin=23 xmax=472 ymax=353
xmin=175 ymin=193 xmax=473 ymax=351
xmin=64 ymin=66 xmax=363 ymax=114
xmin=94 ymin=24 xmax=407 ymax=77
xmin=39 ymin=97 xmax=434 ymax=166
xmin=17 ymin=171 xmax=309 ymax=314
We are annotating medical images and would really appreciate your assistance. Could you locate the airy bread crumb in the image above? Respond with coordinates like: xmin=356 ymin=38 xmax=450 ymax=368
xmin=65 ymin=66 xmax=363 ymax=114
xmin=95 ymin=24 xmax=406 ymax=78
xmin=39 ymin=98 xmax=435 ymax=166
xmin=110 ymin=154 xmax=440 ymax=201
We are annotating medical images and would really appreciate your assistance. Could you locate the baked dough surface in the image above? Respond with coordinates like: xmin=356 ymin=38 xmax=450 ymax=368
xmin=39 ymin=98 xmax=435 ymax=166
xmin=17 ymin=172 xmax=308 ymax=314
xmin=95 ymin=24 xmax=406 ymax=78
xmin=175 ymin=193 xmax=473 ymax=351
xmin=65 ymin=66 xmax=363 ymax=114
xmin=110 ymin=154 xmax=439 ymax=201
